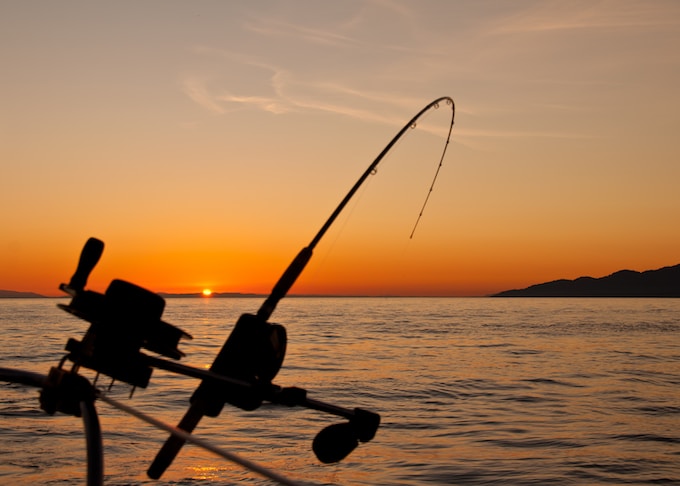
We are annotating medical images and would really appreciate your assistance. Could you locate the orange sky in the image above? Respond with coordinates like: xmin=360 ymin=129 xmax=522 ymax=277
xmin=2 ymin=1 xmax=679 ymax=297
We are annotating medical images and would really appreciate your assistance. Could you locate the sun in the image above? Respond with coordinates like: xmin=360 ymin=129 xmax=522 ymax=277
xmin=201 ymin=289 xmax=212 ymax=297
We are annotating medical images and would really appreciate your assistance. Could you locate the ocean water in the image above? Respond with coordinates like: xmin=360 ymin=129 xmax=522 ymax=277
xmin=1 ymin=297 xmax=679 ymax=485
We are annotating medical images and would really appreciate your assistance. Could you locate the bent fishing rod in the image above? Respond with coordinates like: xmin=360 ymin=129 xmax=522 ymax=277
xmin=1 ymin=97 xmax=455 ymax=485
xmin=148 ymin=96 xmax=455 ymax=478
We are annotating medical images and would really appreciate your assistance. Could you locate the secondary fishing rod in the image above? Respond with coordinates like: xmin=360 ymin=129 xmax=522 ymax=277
xmin=148 ymin=96 xmax=455 ymax=478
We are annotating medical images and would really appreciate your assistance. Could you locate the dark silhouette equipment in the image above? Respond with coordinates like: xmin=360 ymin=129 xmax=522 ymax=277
xmin=149 ymin=96 xmax=454 ymax=478
xmin=58 ymin=238 xmax=192 ymax=389
xmin=50 ymin=237 xmax=380 ymax=479
xmin=0 ymin=97 xmax=455 ymax=484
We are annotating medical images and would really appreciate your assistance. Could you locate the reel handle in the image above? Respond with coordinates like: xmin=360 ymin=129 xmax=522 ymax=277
xmin=66 ymin=237 xmax=104 ymax=291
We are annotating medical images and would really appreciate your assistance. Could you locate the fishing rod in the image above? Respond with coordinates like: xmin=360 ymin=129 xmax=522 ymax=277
xmin=148 ymin=96 xmax=455 ymax=478
xmin=259 ymin=96 xmax=455 ymax=321
xmin=1 ymin=97 xmax=455 ymax=484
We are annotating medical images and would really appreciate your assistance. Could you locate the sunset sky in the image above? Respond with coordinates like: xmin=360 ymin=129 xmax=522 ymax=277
xmin=2 ymin=1 xmax=679 ymax=297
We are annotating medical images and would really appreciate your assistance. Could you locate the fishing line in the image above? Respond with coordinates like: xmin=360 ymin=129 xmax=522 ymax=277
xmin=321 ymin=99 xmax=455 ymax=282
xmin=296 ymin=101 xmax=454 ymax=291
xmin=409 ymin=100 xmax=455 ymax=239
xmin=308 ymin=97 xmax=454 ymax=251
xmin=301 ymin=181 xmax=370 ymax=291
xmin=98 ymin=392 xmax=303 ymax=486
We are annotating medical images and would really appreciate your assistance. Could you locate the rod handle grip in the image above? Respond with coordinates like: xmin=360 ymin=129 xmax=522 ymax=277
xmin=147 ymin=403 xmax=204 ymax=479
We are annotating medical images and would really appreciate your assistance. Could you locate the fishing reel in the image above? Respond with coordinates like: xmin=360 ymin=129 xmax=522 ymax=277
xmin=56 ymin=238 xmax=192 ymax=388
xmin=59 ymin=238 xmax=288 ymax=405
xmin=191 ymin=312 xmax=287 ymax=413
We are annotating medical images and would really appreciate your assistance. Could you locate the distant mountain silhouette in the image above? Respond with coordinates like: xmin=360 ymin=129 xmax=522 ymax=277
xmin=492 ymin=264 xmax=680 ymax=297
xmin=0 ymin=289 xmax=46 ymax=298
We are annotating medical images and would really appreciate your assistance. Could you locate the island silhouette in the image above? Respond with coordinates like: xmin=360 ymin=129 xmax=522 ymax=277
xmin=0 ymin=289 xmax=46 ymax=298
xmin=492 ymin=264 xmax=680 ymax=297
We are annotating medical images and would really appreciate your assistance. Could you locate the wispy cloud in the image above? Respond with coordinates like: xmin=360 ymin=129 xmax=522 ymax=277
xmin=182 ymin=76 xmax=227 ymax=114
xmin=215 ymin=93 xmax=289 ymax=114
xmin=244 ymin=18 xmax=365 ymax=49
xmin=181 ymin=42 xmax=446 ymax=127
xmin=245 ymin=1 xmax=450 ymax=59
xmin=177 ymin=2 xmax=462 ymax=125
xmin=489 ymin=0 xmax=680 ymax=34
xmin=460 ymin=127 xmax=597 ymax=139
xmin=182 ymin=1 xmax=644 ymax=144
xmin=181 ymin=63 xmax=422 ymax=124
